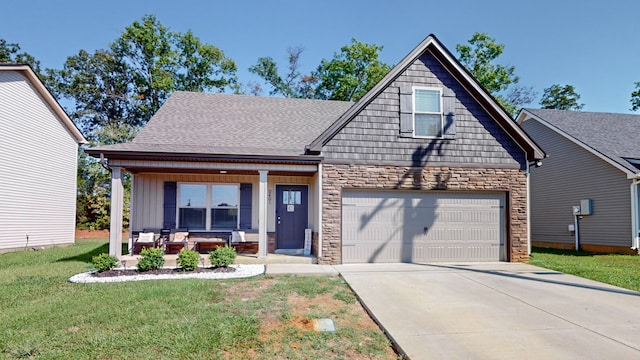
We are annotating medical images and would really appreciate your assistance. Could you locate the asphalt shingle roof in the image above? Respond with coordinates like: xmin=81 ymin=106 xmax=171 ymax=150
xmin=91 ymin=91 xmax=353 ymax=157
xmin=525 ymin=108 xmax=640 ymax=173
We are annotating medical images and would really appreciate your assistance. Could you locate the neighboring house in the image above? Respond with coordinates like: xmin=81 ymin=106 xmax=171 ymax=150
xmin=518 ymin=109 xmax=640 ymax=254
xmin=87 ymin=35 xmax=544 ymax=264
xmin=0 ymin=64 xmax=87 ymax=253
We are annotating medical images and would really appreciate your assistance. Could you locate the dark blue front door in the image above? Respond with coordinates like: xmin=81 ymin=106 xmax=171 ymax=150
xmin=275 ymin=185 xmax=308 ymax=249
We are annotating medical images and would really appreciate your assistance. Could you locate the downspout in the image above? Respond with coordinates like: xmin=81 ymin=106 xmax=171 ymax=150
xmin=99 ymin=153 xmax=110 ymax=171
xmin=317 ymin=163 xmax=323 ymax=260
xmin=526 ymin=161 xmax=531 ymax=256
xmin=574 ymin=213 xmax=580 ymax=251
xmin=631 ymin=179 xmax=640 ymax=252
xmin=526 ymin=159 xmax=542 ymax=256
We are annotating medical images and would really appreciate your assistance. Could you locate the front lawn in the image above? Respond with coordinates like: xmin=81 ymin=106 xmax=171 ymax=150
xmin=0 ymin=238 xmax=399 ymax=359
xmin=530 ymin=247 xmax=640 ymax=292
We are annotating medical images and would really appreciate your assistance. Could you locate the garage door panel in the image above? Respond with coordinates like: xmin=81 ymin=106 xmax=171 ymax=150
xmin=342 ymin=190 xmax=504 ymax=263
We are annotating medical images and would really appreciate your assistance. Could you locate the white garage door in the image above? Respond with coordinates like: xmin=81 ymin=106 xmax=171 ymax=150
xmin=342 ymin=190 xmax=505 ymax=263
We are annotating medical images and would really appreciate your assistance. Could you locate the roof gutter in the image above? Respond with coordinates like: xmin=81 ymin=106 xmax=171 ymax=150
xmin=85 ymin=149 xmax=324 ymax=164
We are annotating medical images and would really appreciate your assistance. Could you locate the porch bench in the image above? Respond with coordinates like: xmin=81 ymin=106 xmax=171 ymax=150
xmin=230 ymin=231 xmax=259 ymax=254
xmin=190 ymin=232 xmax=229 ymax=254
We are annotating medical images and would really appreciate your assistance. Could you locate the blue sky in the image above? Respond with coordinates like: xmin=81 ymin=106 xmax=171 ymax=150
xmin=2 ymin=0 xmax=639 ymax=113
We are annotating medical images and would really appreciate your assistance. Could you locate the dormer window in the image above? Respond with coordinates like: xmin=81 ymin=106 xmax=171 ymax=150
xmin=413 ymin=87 xmax=443 ymax=138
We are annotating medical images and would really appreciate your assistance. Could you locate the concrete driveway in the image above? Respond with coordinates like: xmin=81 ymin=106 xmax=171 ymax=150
xmin=336 ymin=262 xmax=640 ymax=360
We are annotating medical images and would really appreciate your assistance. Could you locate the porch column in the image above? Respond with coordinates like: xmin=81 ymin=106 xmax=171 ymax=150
xmin=109 ymin=166 xmax=124 ymax=258
xmin=258 ymin=170 xmax=269 ymax=258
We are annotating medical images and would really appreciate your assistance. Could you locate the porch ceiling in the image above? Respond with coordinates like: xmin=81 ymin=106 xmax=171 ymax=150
xmin=124 ymin=167 xmax=316 ymax=177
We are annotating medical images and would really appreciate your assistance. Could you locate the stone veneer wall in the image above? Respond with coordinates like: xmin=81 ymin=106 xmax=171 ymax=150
xmin=320 ymin=163 xmax=529 ymax=264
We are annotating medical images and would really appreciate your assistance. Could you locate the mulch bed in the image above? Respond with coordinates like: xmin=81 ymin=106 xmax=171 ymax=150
xmin=94 ymin=267 xmax=237 ymax=278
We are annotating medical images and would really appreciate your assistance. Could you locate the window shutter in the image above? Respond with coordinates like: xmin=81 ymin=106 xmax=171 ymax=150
xmin=163 ymin=182 xmax=177 ymax=229
xmin=239 ymin=183 xmax=252 ymax=229
xmin=399 ymin=84 xmax=413 ymax=137
xmin=442 ymin=88 xmax=456 ymax=139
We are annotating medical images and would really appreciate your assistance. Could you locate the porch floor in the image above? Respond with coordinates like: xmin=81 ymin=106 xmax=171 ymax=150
xmin=118 ymin=252 xmax=317 ymax=269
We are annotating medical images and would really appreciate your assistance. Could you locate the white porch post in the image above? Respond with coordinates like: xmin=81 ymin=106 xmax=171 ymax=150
xmin=258 ymin=170 xmax=269 ymax=258
xmin=109 ymin=166 xmax=124 ymax=258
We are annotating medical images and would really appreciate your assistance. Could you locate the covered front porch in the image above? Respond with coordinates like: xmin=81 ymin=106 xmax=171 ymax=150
xmin=105 ymin=158 xmax=325 ymax=262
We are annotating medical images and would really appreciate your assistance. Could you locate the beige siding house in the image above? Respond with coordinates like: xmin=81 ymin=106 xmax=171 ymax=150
xmin=518 ymin=109 xmax=640 ymax=254
xmin=88 ymin=35 xmax=544 ymax=264
xmin=0 ymin=64 xmax=87 ymax=252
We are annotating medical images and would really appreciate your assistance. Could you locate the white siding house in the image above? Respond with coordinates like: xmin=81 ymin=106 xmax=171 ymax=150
xmin=0 ymin=64 xmax=86 ymax=252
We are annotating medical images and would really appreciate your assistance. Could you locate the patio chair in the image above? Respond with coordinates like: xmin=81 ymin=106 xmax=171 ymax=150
xmin=133 ymin=231 xmax=156 ymax=255
xmin=165 ymin=229 xmax=188 ymax=254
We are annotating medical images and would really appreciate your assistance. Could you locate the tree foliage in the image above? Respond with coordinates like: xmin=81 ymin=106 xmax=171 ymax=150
xmin=45 ymin=15 xmax=238 ymax=230
xmin=456 ymin=32 xmax=535 ymax=116
xmin=313 ymin=39 xmax=391 ymax=101
xmin=248 ymin=39 xmax=390 ymax=102
xmin=248 ymin=47 xmax=316 ymax=98
xmin=0 ymin=38 xmax=44 ymax=77
xmin=49 ymin=15 xmax=238 ymax=138
xmin=540 ymin=84 xmax=584 ymax=110
xmin=631 ymin=82 xmax=640 ymax=112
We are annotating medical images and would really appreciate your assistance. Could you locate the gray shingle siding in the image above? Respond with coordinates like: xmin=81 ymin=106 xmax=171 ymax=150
xmin=522 ymin=119 xmax=632 ymax=248
xmin=322 ymin=52 xmax=526 ymax=168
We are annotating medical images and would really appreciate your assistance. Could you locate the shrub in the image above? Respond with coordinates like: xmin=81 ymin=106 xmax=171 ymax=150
xmin=177 ymin=249 xmax=200 ymax=271
xmin=92 ymin=253 xmax=119 ymax=272
xmin=137 ymin=247 xmax=165 ymax=272
xmin=209 ymin=246 xmax=236 ymax=268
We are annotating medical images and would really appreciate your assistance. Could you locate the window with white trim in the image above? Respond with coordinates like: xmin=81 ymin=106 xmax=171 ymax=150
xmin=413 ymin=87 xmax=443 ymax=138
xmin=211 ymin=184 xmax=239 ymax=229
xmin=178 ymin=183 xmax=239 ymax=230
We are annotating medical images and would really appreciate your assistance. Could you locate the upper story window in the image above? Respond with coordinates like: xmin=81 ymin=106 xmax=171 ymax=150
xmin=413 ymin=87 xmax=443 ymax=138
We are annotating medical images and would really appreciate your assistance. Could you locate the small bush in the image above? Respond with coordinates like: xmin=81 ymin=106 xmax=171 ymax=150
xmin=137 ymin=247 xmax=165 ymax=272
xmin=177 ymin=249 xmax=200 ymax=271
xmin=92 ymin=253 xmax=119 ymax=272
xmin=209 ymin=246 xmax=236 ymax=267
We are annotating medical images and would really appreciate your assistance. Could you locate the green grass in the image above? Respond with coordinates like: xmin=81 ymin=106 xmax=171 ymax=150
xmin=530 ymin=247 xmax=640 ymax=292
xmin=0 ymin=238 xmax=399 ymax=359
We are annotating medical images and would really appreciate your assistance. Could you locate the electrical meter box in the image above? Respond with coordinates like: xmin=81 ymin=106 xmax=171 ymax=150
xmin=580 ymin=199 xmax=592 ymax=215
xmin=573 ymin=199 xmax=593 ymax=216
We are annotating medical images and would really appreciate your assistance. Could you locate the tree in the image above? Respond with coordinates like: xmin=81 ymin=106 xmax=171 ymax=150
xmin=540 ymin=84 xmax=584 ymax=110
xmin=0 ymin=38 xmax=44 ymax=77
xmin=631 ymin=82 xmax=640 ymax=112
xmin=456 ymin=32 xmax=535 ymax=116
xmin=248 ymin=47 xmax=317 ymax=98
xmin=313 ymin=39 xmax=391 ymax=101
xmin=50 ymin=15 xmax=238 ymax=137
xmin=248 ymin=39 xmax=390 ymax=102
xmin=47 ymin=15 xmax=238 ymax=230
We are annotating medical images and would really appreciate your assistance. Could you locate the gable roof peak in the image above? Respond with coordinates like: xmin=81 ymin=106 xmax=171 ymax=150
xmin=0 ymin=64 xmax=87 ymax=144
xmin=306 ymin=34 xmax=544 ymax=161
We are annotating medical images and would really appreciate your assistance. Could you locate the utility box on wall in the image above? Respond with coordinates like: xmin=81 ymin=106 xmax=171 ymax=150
xmin=580 ymin=199 xmax=592 ymax=215
xmin=573 ymin=199 xmax=593 ymax=216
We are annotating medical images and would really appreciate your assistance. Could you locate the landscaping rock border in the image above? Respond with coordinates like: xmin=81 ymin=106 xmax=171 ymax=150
xmin=68 ymin=264 xmax=265 ymax=283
